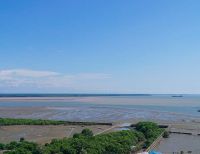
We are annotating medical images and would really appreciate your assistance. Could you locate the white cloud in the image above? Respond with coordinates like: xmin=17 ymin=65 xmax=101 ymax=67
xmin=0 ymin=69 xmax=59 ymax=78
xmin=0 ymin=69 xmax=111 ymax=91
xmin=77 ymin=73 xmax=111 ymax=79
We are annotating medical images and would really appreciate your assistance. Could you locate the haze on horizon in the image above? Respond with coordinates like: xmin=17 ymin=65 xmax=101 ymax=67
xmin=0 ymin=0 xmax=200 ymax=94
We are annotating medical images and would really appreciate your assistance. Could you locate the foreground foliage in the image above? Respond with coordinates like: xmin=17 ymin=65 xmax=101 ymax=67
xmin=135 ymin=121 xmax=164 ymax=147
xmin=0 ymin=122 xmax=164 ymax=154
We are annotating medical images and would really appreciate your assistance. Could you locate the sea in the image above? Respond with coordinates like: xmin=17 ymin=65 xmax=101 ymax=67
xmin=0 ymin=94 xmax=200 ymax=122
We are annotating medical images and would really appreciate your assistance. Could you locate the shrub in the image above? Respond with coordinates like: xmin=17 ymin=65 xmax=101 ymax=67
xmin=0 ymin=143 xmax=5 ymax=150
xmin=135 ymin=122 xmax=164 ymax=147
xmin=20 ymin=137 xmax=25 ymax=142
xmin=81 ymin=128 xmax=94 ymax=137
xmin=163 ymin=131 xmax=169 ymax=138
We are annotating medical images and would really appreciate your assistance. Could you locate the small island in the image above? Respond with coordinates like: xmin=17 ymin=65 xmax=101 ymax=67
xmin=171 ymin=95 xmax=183 ymax=98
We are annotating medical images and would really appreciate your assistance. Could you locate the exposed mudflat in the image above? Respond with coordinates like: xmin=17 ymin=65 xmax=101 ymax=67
xmin=155 ymin=134 xmax=200 ymax=153
xmin=0 ymin=125 xmax=111 ymax=144
xmin=0 ymin=96 xmax=200 ymax=123
xmin=0 ymin=95 xmax=200 ymax=153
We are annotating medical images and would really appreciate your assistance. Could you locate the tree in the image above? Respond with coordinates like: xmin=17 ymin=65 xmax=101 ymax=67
xmin=163 ymin=131 xmax=169 ymax=138
xmin=81 ymin=129 xmax=93 ymax=137
xmin=180 ymin=151 xmax=184 ymax=154
xmin=73 ymin=133 xmax=81 ymax=138
xmin=20 ymin=137 xmax=25 ymax=142
xmin=0 ymin=143 xmax=5 ymax=150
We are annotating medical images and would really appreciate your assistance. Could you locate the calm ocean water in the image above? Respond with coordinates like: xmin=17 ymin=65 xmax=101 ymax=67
xmin=0 ymin=94 xmax=200 ymax=121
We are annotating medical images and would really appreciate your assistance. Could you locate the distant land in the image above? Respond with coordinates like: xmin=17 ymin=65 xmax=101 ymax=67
xmin=0 ymin=94 xmax=152 ymax=97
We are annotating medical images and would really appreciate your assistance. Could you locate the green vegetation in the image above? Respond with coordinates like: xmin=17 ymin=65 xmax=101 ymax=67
xmin=0 ymin=118 xmax=112 ymax=126
xmin=0 ymin=140 xmax=41 ymax=154
xmin=163 ymin=131 xmax=169 ymax=138
xmin=0 ymin=121 xmax=164 ymax=154
xmin=42 ymin=129 xmax=145 ymax=154
xmin=0 ymin=129 xmax=144 ymax=154
xmin=135 ymin=121 xmax=164 ymax=147
xmin=0 ymin=118 xmax=65 ymax=126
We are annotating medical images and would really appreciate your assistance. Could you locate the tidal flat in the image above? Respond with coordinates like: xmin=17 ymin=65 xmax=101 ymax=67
xmin=0 ymin=125 xmax=111 ymax=144
xmin=0 ymin=95 xmax=200 ymax=122
xmin=0 ymin=95 xmax=200 ymax=153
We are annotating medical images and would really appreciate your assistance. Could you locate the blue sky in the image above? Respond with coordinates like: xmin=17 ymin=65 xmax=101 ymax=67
xmin=0 ymin=0 xmax=200 ymax=93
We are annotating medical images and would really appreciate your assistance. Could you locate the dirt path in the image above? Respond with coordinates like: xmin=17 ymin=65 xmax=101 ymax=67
xmin=95 ymin=125 xmax=118 ymax=135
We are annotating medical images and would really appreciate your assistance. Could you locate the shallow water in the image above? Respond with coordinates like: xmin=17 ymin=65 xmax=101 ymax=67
xmin=155 ymin=134 xmax=200 ymax=153
xmin=0 ymin=95 xmax=200 ymax=122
